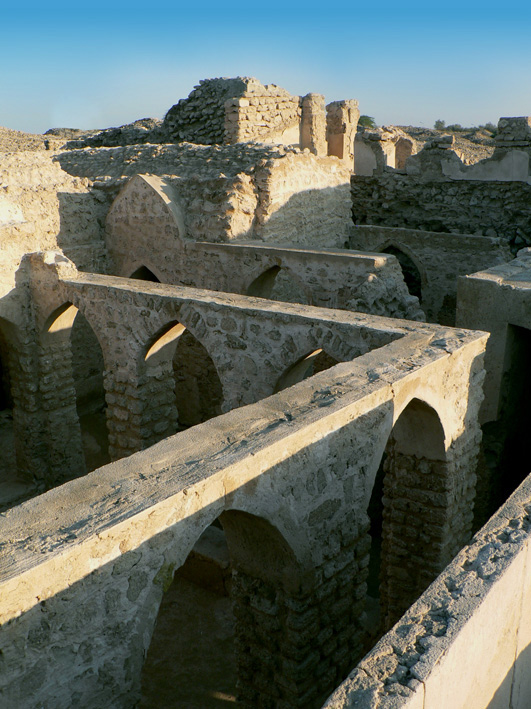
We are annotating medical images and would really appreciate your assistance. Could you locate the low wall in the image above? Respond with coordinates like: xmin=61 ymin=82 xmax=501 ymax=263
xmin=350 ymin=225 xmax=511 ymax=323
xmin=324 ymin=470 xmax=531 ymax=709
xmin=105 ymin=177 xmax=423 ymax=321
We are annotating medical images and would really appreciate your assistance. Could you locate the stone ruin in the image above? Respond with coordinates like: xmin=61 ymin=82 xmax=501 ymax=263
xmin=0 ymin=78 xmax=531 ymax=708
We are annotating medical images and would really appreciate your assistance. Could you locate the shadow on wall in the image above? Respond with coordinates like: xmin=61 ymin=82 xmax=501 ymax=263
xmin=487 ymin=641 xmax=531 ymax=709
xmin=55 ymin=191 xmax=111 ymax=274
xmin=0 ymin=491 xmax=316 ymax=708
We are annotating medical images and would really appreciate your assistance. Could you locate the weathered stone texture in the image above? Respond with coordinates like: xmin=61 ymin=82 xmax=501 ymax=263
xmin=351 ymin=171 xmax=531 ymax=252
xmin=324 ymin=469 xmax=531 ymax=709
xmin=0 ymin=318 xmax=486 ymax=708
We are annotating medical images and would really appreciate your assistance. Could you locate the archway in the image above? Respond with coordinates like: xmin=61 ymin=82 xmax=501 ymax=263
xmin=43 ymin=303 xmax=109 ymax=475
xmin=246 ymin=266 xmax=311 ymax=305
xmin=142 ymin=322 xmax=223 ymax=441
xmin=130 ymin=266 xmax=160 ymax=282
xmin=382 ymin=245 xmax=422 ymax=301
xmin=140 ymin=511 xmax=302 ymax=707
xmin=139 ymin=522 xmax=235 ymax=708
xmin=367 ymin=399 xmax=448 ymax=633
xmin=274 ymin=348 xmax=340 ymax=393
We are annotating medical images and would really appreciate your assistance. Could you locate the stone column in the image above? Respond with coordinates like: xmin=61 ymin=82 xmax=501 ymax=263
xmin=300 ymin=94 xmax=327 ymax=156
xmin=326 ymin=100 xmax=360 ymax=167
xmin=37 ymin=332 xmax=86 ymax=486
xmin=380 ymin=433 xmax=478 ymax=628
xmin=105 ymin=360 xmax=179 ymax=461
xmin=231 ymin=540 xmax=367 ymax=707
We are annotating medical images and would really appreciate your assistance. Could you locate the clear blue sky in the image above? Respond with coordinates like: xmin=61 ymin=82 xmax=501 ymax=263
xmin=2 ymin=1 xmax=530 ymax=133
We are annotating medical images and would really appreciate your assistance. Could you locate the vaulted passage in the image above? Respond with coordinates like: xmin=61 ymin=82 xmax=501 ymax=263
xmin=382 ymin=245 xmax=422 ymax=301
xmin=368 ymin=399 xmax=451 ymax=632
xmin=247 ymin=266 xmax=310 ymax=305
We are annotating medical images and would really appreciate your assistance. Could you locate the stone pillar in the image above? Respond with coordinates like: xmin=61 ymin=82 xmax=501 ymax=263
xmin=326 ymin=100 xmax=360 ymax=167
xmin=38 ymin=332 xmax=86 ymax=486
xmin=231 ymin=542 xmax=367 ymax=707
xmin=300 ymin=94 xmax=327 ymax=156
xmin=380 ymin=435 xmax=478 ymax=628
xmin=105 ymin=360 xmax=179 ymax=461
xmin=6 ymin=334 xmax=49 ymax=488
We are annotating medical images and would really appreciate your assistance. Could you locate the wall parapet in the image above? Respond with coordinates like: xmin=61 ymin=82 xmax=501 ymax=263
xmin=324 ymin=470 xmax=531 ymax=709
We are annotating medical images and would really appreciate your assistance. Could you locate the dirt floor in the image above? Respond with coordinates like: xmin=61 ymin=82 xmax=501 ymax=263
xmin=139 ymin=575 xmax=236 ymax=708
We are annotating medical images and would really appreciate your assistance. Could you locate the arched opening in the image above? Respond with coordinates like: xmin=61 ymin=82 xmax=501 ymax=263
xmin=139 ymin=522 xmax=236 ymax=708
xmin=130 ymin=266 xmax=160 ymax=282
xmin=246 ymin=266 xmax=310 ymax=305
xmin=71 ymin=311 xmax=109 ymax=472
xmin=274 ymin=348 xmax=340 ymax=393
xmin=44 ymin=303 xmax=109 ymax=474
xmin=140 ymin=511 xmax=301 ymax=707
xmin=382 ymin=245 xmax=422 ymax=301
xmin=173 ymin=329 xmax=223 ymax=428
xmin=0 ymin=321 xmax=16 ymax=488
xmin=142 ymin=321 xmax=223 ymax=441
xmin=395 ymin=137 xmax=414 ymax=169
xmin=367 ymin=399 xmax=448 ymax=634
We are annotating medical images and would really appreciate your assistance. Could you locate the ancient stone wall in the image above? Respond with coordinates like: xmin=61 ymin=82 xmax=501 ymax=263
xmin=326 ymin=100 xmax=360 ymax=166
xmin=351 ymin=170 xmax=531 ymax=252
xmin=324 ymin=469 xmax=531 ymax=709
xmin=106 ymin=174 xmax=423 ymax=320
xmin=224 ymin=88 xmax=301 ymax=146
xmin=351 ymin=121 xmax=531 ymax=252
xmin=58 ymin=144 xmax=352 ymax=247
xmin=349 ymin=224 xmax=512 ymax=323
xmin=0 ymin=319 xmax=486 ymax=708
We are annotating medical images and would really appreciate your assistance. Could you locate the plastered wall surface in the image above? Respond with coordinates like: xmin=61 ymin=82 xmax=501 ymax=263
xmin=457 ymin=249 xmax=531 ymax=423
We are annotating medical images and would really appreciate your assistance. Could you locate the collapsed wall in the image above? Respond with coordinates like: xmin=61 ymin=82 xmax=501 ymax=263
xmin=56 ymin=142 xmax=352 ymax=247
xmin=351 ymin=118 xmax=531 ymax=252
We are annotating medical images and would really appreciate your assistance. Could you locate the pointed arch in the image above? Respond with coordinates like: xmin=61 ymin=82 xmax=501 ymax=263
xmin=381 ymin=242 xmax=424 ymax=302
xmin=367 ymin=398 xmax=449 ymax=636
xmin=106 ymin=173 xmax=186 ymax=277
xmin=140 ymin=510 xmax=302 ymax=706
xmin=274 ymin=348 xmax=340 ymax=393
xmin=42 ymin=302 xmax=109 ymax=473
xmin=142 ymin=319 xmax=223 ymax=431
xmin=129 ymin=265 xmax=161 ymax=282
